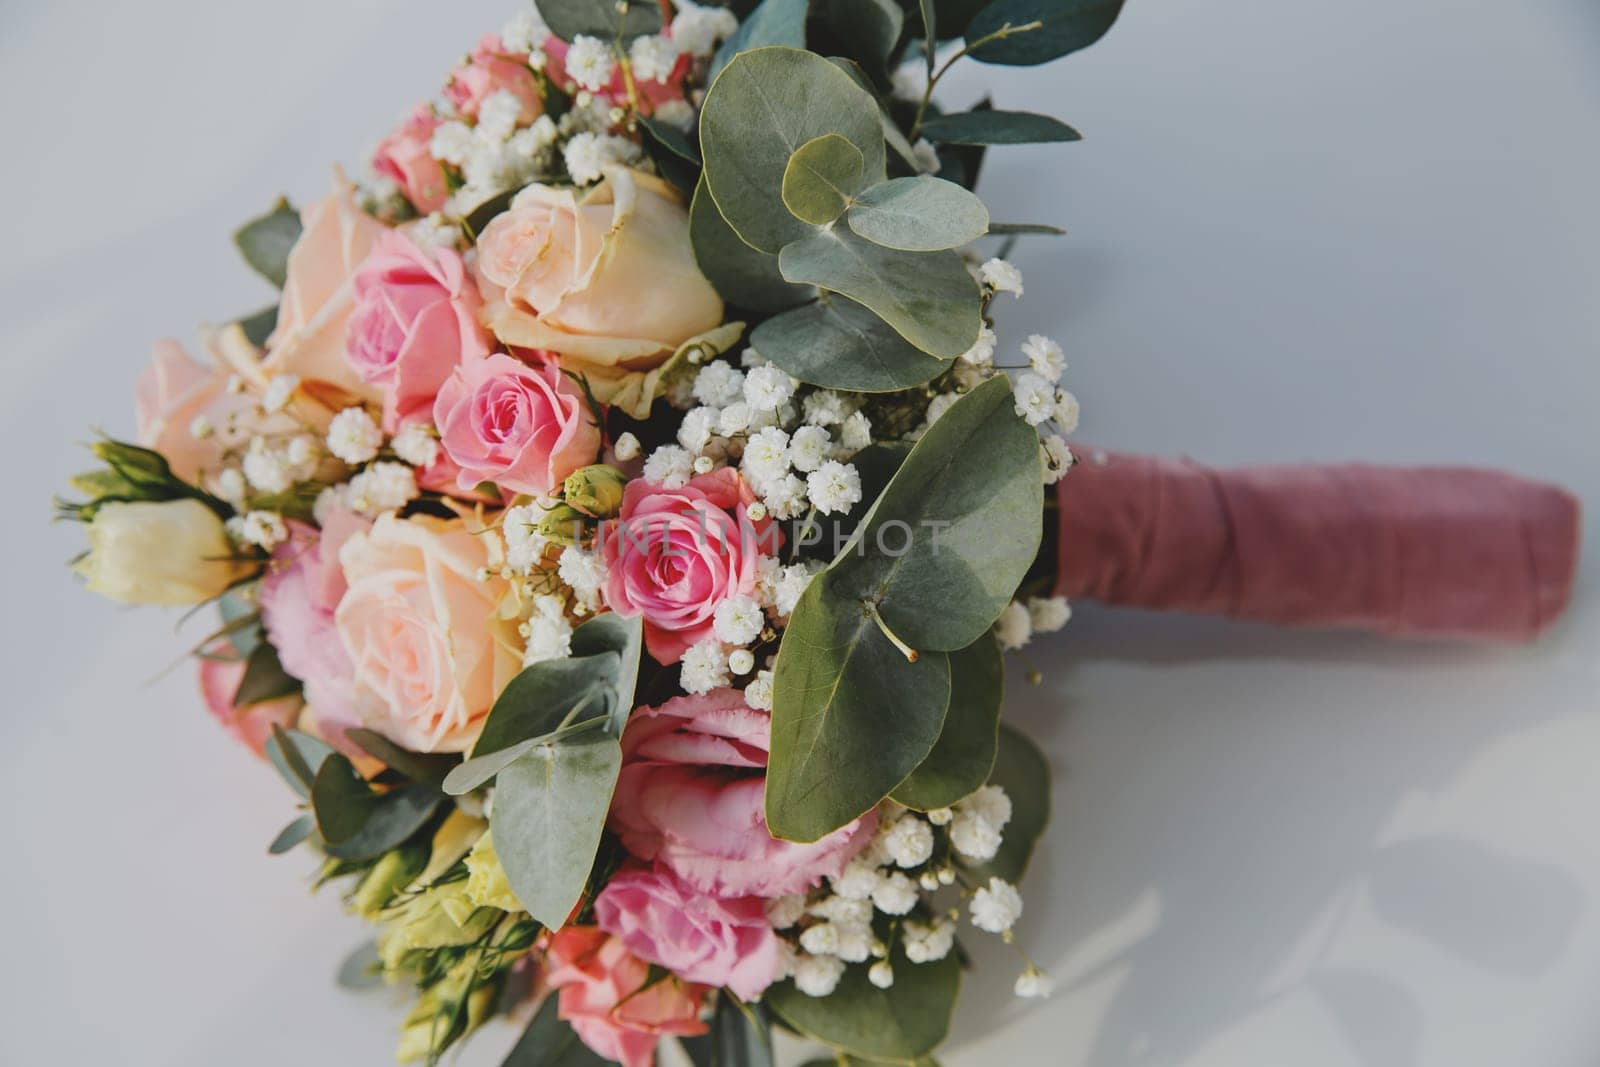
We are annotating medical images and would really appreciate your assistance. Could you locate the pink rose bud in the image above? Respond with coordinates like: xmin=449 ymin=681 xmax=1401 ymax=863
xmin=372 ymin=105 xmax=449 ymax=215
xmin=443 ymin=35 xmax=543 ymax=123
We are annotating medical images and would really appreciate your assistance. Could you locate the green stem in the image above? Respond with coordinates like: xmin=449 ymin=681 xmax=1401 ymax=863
xmin=909 ymin=21 xmax=1044 ymax=140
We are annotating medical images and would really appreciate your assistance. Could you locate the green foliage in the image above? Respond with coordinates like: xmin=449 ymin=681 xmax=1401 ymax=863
xmin=504 ymin=994 xmax=614 ymax=1065
xmin=782 ymin=134 xmax=868 ymax=226
xmin=58 ymin=438 xmax=227 ymax=522
xmin=335 ymin=941 xmax=384 ymax=991
xmin=749 ymin=297 xmax=947 ymax=392
xmin=709 ymin=0 xmax=811 ymax=83
xmin=265 ymin=725 xmax=335 ymax=799
xmin=237 ymin=304 xmax=279 ymax=347
xmin=268 ymin=813 xmax=315 ymax=854
xmin=534 ymin=0 xmax=662 ymax=42
xmin=345 ymin=728 xmax=460 ymax=787
xmin=232 ymin=641 xmax=301 ymax=707
xmin=820 ymin=0 xmax=906 ymax=85
xmin=232 ymin=198 xmax=302 ymax=288
xmin=918 ymin=108 xmax=1081 ymax=144
xmin=691 ymin=180 xmax=816 ymax=314
xmin=965 ymin=0 xmax=1125 ymax=66
xmin=680 ymin=997 xmax=775 ymax=1067
xmin=311 ymin=752 xmax=442 ymax=862
xmin=962 ymin=723 xmax=1050 ymax=882
xmin=891 ymin=634 xmax=1003 ymax=809
xmin=846 ymin=176 xmax=991 ymax=251
xmin=765 ymin=942 xmax=961 ymax=1060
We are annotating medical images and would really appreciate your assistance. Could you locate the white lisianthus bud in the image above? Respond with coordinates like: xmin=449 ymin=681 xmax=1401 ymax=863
xmin=75 ymin=500 xmax=250 ymax=606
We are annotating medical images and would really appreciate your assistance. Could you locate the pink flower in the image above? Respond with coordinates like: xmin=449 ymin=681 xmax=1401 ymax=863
xmin=433 ymin=351 xmax=600 ymax=497
xmin=373 ymin=105 xmax=449 ymax=215
xmin=444 ymin=35 xmax=543 ymax=122
xmin=135 ymin=340 xmax=258 ymax=484
xmin=543 ymin=37 xmax=691 ymax=115
xmin=608 ymin=689 xmax=876 ymax=898
xmin=599 ymin=470 xmax=778 ymax=664
xmin=197 ymin=644 xmax=302 ymax=758
xmin=544 ymin=926 xmax=707 ymax=1067
xmin=259 ymin=508 xmax=370 ymax=756
xmin=345 ymin=231 xmax=491 ymax=431
xmin=595 ymin=865 xmax=781 ymax=1001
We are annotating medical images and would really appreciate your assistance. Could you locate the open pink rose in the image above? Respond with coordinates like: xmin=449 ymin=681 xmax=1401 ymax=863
xmin=373 ymin=105 xmax=449 ymax=215
xmin=259 ymin=508 xmax=370 ymax=756
xmin=197 ymin=645 xmax=302 ymax=758
xmin=608 ymin=689 xmax=875 ymax=898
xmin=346 ymin=231 xmax=490 ymax=431
xmin=595 ymin=865 xmax=781 ymax=1002
xmin=445 ymin=35 xmax=542 ymax=122
xmin=544 ymin=926 xmax=707 ymax=1067
xmin=599 ymin=469 xmax=777 ymax=664
xmin=433 ymin=351 xmax=599 ymax=497
xmin=135 ymin=340 xmax=258 ymax=484
xmin=336 ymin=513 xmax=521 ymax=752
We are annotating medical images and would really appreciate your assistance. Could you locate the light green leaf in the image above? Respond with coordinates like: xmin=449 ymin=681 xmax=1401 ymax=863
xmin=265 ymin=726 xmax=334 ymax=799
xmin=891 ymin=634 xmax=1003 ymax=809
xmin=709 ymin=0 xmax=811 ymax=83
xmin=846 ymin=176 xmax=990 ymax=251
xmin=765 ymin=941 xmax=961 ymax=1060
xmin=965 ymin=0 xmax=1125 ymax=66
xmin=490 ymin=732 xmax=622 ymax=928
xmin=962 ymin=723 xmax=1051 ymax=883
xmin=471 ymin=654 xmax=622 ymax=757
xmin=700 ymin=47 xmax=887 ymax=253
xmin=750 ymin=296 xmax=948 ymax=392
xmin=268 ymin=813 xmax=315 ymax=854
xmin=918 ymin=109 xmax=1081 ymax=145
xmin=826 ymin=58 xmax=923 ymax=174
xmin=535 ymin=0 xmax=663 ymax=42
xmin=335 ymin=941 xmax=384 ymax=991
xmin=766 ymin=575 xmax=953 ymax=842
xmin=569 ymin=613 xmax=644 ymax=736
xmin=311 ymin=753 xmax=442 ymax=862
xmin=778 ymin=228 xmax=980 ymax=357
xmin=691 ymin=178 xmax=816 ymax=313
xmin=504 ymin=994 xmax=615 ymax=1065
xmin=782 ymin=134 xmax=867 ymax=226
xmin=233 ymin=199 xmax=301 ymax=288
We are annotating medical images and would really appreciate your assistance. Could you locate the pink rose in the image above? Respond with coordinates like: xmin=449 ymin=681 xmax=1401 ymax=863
xmin=544 ymin=926 xmax=707 ymax=1067
xmin=197 ymin=645 xmax=302 ymax=758
xmin=608 ymin=689 xmax=876 ymax=898
xmin=543 ymin=37 xmax=690 ymax=115
xmin=345 ymin=231 xmax=491 ymax=431
xmin=599 ymin=469 xmax=777 ymax=664
xmin=595 ymin=865 xmax=781 ymax=1002
xmin=444 ymin=35 xmax=542 ymax=123
xmin=373 ymin=105 xmax=449 ymax=215
xmin=259 ymin=508 xmax=370 ymax=756
xmin=335 ymin=513 xmax=522 ymax=752
xmin=135 ymin=340 xmax=258 ymax=484
xmin=433 ymin=351 xmax=600 ymax=497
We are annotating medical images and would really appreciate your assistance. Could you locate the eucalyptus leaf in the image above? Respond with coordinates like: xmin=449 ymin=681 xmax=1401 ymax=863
xmin=535 ymin=0 xmax=662 ymax=42
xmin=821 ymin=0 xmax=905 ymax=84
xmin=750 ymin=296 xmax=947 ymax=392
xmin=987 ymin=221 xmax=1066 ymax=236
xmin=709 ymin=0 xmax=810 ymax=83
xmin=268 ymin=813 xmax=315 ymax=855
xmin=335 ymin=941 xmax=384 ymax=991
xmin=265 ymin=726 xmax=334 ymax=799
xmin=233 ymin=198 xmax=301 ymax=288
xmin=782 ymin=134 xmax=867 ymax=226
xmin=470 ymin=653 xmax=623 ymax=759
xmin=962 ymin=722 xmax=1050 ymax=882
xmin=965 ymin=0 xmax=1125 ymax=66
xmin=232 ymin=641 xmax=301 ymax=707
xmin=778 ymin=228 xmax=980 ymax=357
xmin=217 ymin=589 xmax=261 ymax=658
xmin=490 ymin=732 xmax=622 ymax=928
xmin=918 ymin=0 xmax=939 ymax=61
xmin=825 ymin=59 xmax=922 ymax=174
xmin=311 ymin=753 xmax=442 ymax=862
xmin=504 ymin=994 xmax=614 ymax=1065
xmin=237 ymin=304 xmax=278 ymax=348
xmin=846 ymin=176 xmax=990 ymax=251
xmin=918 ymin=108 xmax=1081 ymax=145
xmin=691 ymin=179 xmax=816 ymax=313
xmin=680 ymin=996 xmax=775 ymax=1067
xmin=639 ymin=116 xmax=702 ymax=196
xmin=701 ymin=47 xmax=886 ymax=253
xmin=569 ymin=612 xmax=644 ymax=736
xmin=345 ymin=728 xmax=458 ymax=787
xmin=765 ymin=941 xmax=961 ymax=1060
xmin=891 ymin=634 xmax=1003 ymax=809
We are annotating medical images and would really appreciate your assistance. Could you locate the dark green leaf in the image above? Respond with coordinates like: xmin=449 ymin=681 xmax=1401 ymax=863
xmin=918 ymin=0 xmax=939 ymax=62
xmin=345 ymin=728 xmax=459 ymax=787
xmin=639 ymin=117 xmax=701 ymax=197
xmin=821 ymin=0 xmax=906 ymax=84
xmin=640 ymin=115 xmax=701 ymax=165
xmin=237 ymin=304 xmax=278 ymax=348
xmin=335 ymin=941 xmax=384 ymax=990
xmin=750 ymin=296 xmax=947 ymax=392
xmin=311 ymin=753 xmax=442 ymax=862
xmin=232 ymin=641 xmax=301 ymax=707
xmin=846 ymin=176 xmax=990 ymax=251
xmin=691 ymin=178 xmax=817 ymax=314
xmin=535 ymin=0 xmax=663 ymax=42
xmin=504 ymin=992 xmax=614 ymax=1065
xmin=962 ymin=722 xmax=1051 ymax=882
xmin=826 ymin=58 xmax=923 ymax=175
xmin=965 ymin=0 xmax=1125 ymax=66
xmin=232 ymin=198 xmax=301 ymax=288
xmin=891 ymin=633 xmax=1003 ymax=809
xmin=268 ymin=814 xmax=315 ymax=854
xmin=782 ymin=134 xmax=867 ymax=225
xmin=987 ymin=221 xmax=1066 ymax=236
xmin=918 ymin=109 xmax=1081 ymax=145
xmin=766 ymin=941 xmax=961 ymax=1060
xmin=680 ymin=996 xmax=775 ymax=1067
xmin=709 ymin=0 xmax=811 ymax=83
xmin=265 ymin=726 xmax=334 ymax=799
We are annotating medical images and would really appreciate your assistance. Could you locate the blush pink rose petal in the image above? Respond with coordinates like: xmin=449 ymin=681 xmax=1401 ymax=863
xmin=544 ymin=926 xmax=707 ymax=1067
xmin=595 ymin=865 xmax=781 ymax=1002
xmin=135 ymin=340 xmax=258 ymax=484
xmin=346 ymin=231 xmax=491 ymax=431
xmin=433 ymin=351 xmax=600 ymax=497
xmin=373 ymin=105 xmax=449 ymax=215
xmin=445 ymin=35 xmax=543 ymax=122
xmin=608 ymin=689 xmax=876 ymax=898
xmin=197 ymin=645 xmax=302 ymax=758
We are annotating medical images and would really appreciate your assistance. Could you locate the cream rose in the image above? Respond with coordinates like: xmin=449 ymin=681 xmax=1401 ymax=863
xmin=475 ymin=167 xmax=726 ymax=417
xmin=75 ymin=499 xmax=250 ymax=606
xmin=335 ymin=513 xmax=521 ymax=753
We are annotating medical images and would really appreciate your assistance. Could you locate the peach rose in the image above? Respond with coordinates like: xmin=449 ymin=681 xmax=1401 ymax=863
xmin=335 ymin=513 xmax=521 ymax=752
xmin=135 ymin=340 xmax=258 ymax=484
xmin=544 ymin=926 xmax=707 ymax=1067
xmin=444 ymin=35 xmax=542 ymax=123
xmin=475 ymin=168 xmax=725 ymax=417
xmin=373 ymin=105 xmax=450 ymax=215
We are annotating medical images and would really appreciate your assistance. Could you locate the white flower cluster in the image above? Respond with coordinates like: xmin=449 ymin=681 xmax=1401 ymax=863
xmin=670 ymin=2 xmax=740 ymax=59
xmin=994 ymin=594 xmax=1073 ymax=652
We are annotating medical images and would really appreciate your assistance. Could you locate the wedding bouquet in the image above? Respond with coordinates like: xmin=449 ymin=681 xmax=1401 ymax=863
xmin=59 ymin=2 xmax=1123 ymax=1063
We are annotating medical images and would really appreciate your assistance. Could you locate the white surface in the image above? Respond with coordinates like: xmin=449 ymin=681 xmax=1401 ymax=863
xmin=2 ymin=2 xmax=1597 ymax=1065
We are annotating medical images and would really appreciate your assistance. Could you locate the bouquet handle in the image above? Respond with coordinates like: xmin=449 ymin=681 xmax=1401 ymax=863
xmin=1051 ymin=449 xmax=1582 ymax=642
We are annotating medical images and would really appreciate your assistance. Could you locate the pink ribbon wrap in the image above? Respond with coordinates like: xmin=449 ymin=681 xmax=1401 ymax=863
xmin=1054 ymin=450 xmax=1582 ymax=642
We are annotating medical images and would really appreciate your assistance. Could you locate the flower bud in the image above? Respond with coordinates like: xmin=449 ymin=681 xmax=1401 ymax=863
xmin=563 ymin=464 xmax=628 ymax=517
xmin=75 ymin=499 xmax=252 ymax=605
xmin=536 ymin=502 xmax=589 ymax=546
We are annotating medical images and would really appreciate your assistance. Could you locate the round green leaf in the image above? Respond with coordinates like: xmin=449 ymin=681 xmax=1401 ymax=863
xmin=891 ymin=634 xmax=1003 ymax=809
xmin=965 ymin=0 xmax=1125 ymax=66
xmin=691 ymin=179 xmax=817 ymax=313
xmin=765 ymin=942 xmax=961 ymax=1060
xmin=232 ymin=198 xmax=301 ymax=288
xmin=782 ymin=134 xmax=867 ymax=225
xmin=846 ymin=176 xmax=991 ymax=252
xmin=918 ymin=108 xmax=1082 ymax=145
xmin=700 ymin=47 xmax=887 ymax=253
xmin=962 ymin=722 xmax=1051 ymax=883
xmin=777 ymin=228 xmax=980 ymax=357
xmin=750 ymin=296 xmax=948 ymax=392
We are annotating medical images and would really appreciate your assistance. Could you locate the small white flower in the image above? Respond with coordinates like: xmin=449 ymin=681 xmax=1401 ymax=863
xmin=806 ymin=461 xmax=862 ymax=515
xmin=1015 ymin=967 xmax=1055 ymax=999
xmin=312 ymin=485 xmax=346 ymax=525
xmin=1022 ymin=334 xmax=1066 ymax=382
xmin=927 ymin=807 xmax=954 ymax=826
xmin=629 ymin=34 xmax=681 ymax=82
xmin=741 ymin=426 xmax=791 ymax=486
xmin=911 ymin=138 xmax=942 ymax=175
xmin=793 ymin=953 xmax=846 ymax=997
xmin=902 ymin=918 xmax=955 ymax=964
xmin=799 ymin=922 xmax=841 ymax=956
xmin=188 ymin=414 xmax=213 ymax=440
xmin=810 ymin=895 xmax=874 ymax=925
xmin=523 ymin=608 xmax=574 ymax=666
xmin=803 ymin=390 xmax=849 ymax=427
xmin=960 ymin=325 xmax=998 ymax=367
xmin=743 ymin=364 xmax=795 ymax=412
xmin=564 ymin=35 xmax=615 ymax=92
xmin=744 ymin=668 xmax=775 ymax=710
xmin=391 ymin=423 xmax=440 ymax=468
xmin=326 ymin=407 xmax=383 ymax=465
xmin=643 ymin=445 xmax=694 ymax=488
xmin=501 ymin=503 xmax=552 ymax=574
xmin=773 ymin=563 xmax=814 ymax=618
xmin=214 ymin=467 xmax=246 ymax=505
xmin=839 ymin=411 xmax=873 ymax=452
xmin=727 ymin=648 xmax=755 ymax=675
xmin=835 ymin=921 xmax=875 ymax=963
xmin=261 ymin=373 xmax=300 ymax=414
xmin=500 ymin=10 xmax=548 ymax=55
xmin=980 ymin=258 xmax=1024 ymax=297
xmin=693 ymin=455 xmax=716 ymax=474
xmin=1012 ymin=372 xmax=1057 ymax=426
xmin=761 ymin=473 xmax=807 ymax=520
xmin=1028 ymin=596 xmax=1072 ymax=633
xmin=410 ymin=213 xmax=462 ymax=250
xmin=717 ymin=402 xmax=754 ymax=437
xmin=238 ymin=510 xmax=288 ymax=549
xmin=1054 ymin=389 xmax=1081 ymax=434
xmin=962 ymin=785 xmax=1013 ymax=829
xmin=949 ymin=809 xmax=1003 ymax=862
xmin=429 ymin=120 xmax=474 ymax=165
xmin=884 ymin=816 xmax=935 ymax=868
xmin=831 ymin=858 xmax=883 ymax=901
xmin=654 ymin=98 xmax=696 ymax=130
xmin=557 ymin=546 xmax=607 ymax=598
xmin=478 ymin=90 xmax=524 ymax=141
xmin=564 ymin=132 xmax=638 ymax=185
xmin=671 ymin=3 xmax=738 ymax=57
xmin=871 ymin=872 xmax=919 ymax=916
xmin=693 ymin=361 xmax=745 ymax=407
xmin=924 ymin=392 xmax=960 ymax=427
xmin=242 ymin=438 xmax=292 ymax=494
xmin=767 ymin=895 xmax=807 ymax=930
xmin=347 ymin=461 xmax=419 ymax=514
xmin=712 ymin=594 xmax=765 ymax=645
xmin=680 ymin=638 xmax=731 ymax=694
xmin=971 ymin=877 xmax=1024 ymax=934
xmin=994 ymin=599 xmax=1032 ymax=651
xmin=613 ymin=431 xmax=641 ymax=462
xmin=868 ymin=960 xmax=896 ymax=989
xmin=1041 ymin=435 xmax=1074 ymax=484
xmin=787 ymin=425 xmax=832 ymax=473
xmin=677 ymin=405 xmax=720 ymax=452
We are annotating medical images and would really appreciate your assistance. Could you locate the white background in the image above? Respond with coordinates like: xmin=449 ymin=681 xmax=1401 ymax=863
xmin=2 ymin=1 xmax=1598 ymax=1065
